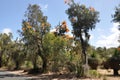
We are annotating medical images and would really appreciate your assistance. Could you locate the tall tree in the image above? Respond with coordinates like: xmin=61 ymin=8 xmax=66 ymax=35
xmin=0 ymin=33 xmax=12 ymax=67
xmin=10 ymin=39 xmax=25 ymax=70
xmin=18 ymin=4 xmax=50 ymax=72
xmin=107 ymin=5 xmax=120 ymax=75
xmin=65 ymin=0 xmax=99 ymax=77
xmin=43 ymin=33 xmax=68 ymax=72
xmin=113 ymin=4 xmax=120 ymax=43
xmin=113 ymin=4 xmax=120 ymax=25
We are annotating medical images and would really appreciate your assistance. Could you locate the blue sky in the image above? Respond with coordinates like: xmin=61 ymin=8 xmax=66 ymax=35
xmin=0 ymin=0 xmax=120 ymax=48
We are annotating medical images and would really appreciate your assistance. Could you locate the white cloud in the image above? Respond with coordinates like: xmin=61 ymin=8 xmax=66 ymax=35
xmin=96 ymin=23 xmax=120 ymax=48
xmin=2 ymin=28 xmax=12 ymax=35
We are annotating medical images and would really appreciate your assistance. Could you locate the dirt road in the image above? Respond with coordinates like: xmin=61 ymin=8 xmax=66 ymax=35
xmin=0 ymin=70 xmax=36 ymax=80
xmin=0 ymin=69 xmax=120 ymax=80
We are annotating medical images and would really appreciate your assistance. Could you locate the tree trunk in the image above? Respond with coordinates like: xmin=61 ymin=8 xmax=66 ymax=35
xmin=0 ymin=52 xmax=3 ymax=68
xmin=82 ymin=49 xmax=89 ymax=77
xmin=37 ymin=43 xmax=47 ymax=73
xmin=14 ymin=61 xmax=20 ymax=70
xmin=41 ymin=57 xmax=47 ymax=73
xmin=37 ymin=49 xmax=47 ymax=73
xmin=33 ymin=54 xmax=38 ymax=70
xmin=33 ymin=61 xmax=38 ymax=70
xmin=113 ymin=69 xmax=119 ymax=76
xmin=79 ymin=33 xmax=89 ymax=77
xmin=0 ymin=57 xmax=2 ymax=67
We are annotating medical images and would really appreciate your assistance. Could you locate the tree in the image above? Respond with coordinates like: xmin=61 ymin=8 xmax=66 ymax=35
xmin=103 ymin=48 xmax=120 ymax=76
xmin=47 ymin=21 xmax=73 ymax=72
xmin=0 ymin=33 xmax=12 ymax=67
xmin=43 ymin=33 xmax=68 ymax=72
xmin=113 ymin=4 xmax=120 ymax=27
xmin=53 ymin=21 xmax=69 ymax=36
xmin=85 ymin=46 xmax=99 ymax=70
xmin=10 ymin=38 xmax=25 ymax=70
xmin=18 ymin=4 xmax=50 ymax=72
xmin=65 ymin=0 xmax=99 ymax=77
xmin=113 ymin=4 xmax=120 ymax=44
xmin=110 ymin=4 xmax=120 ymax=75
xmin=113 ymin=4 xmax=120 ymax=45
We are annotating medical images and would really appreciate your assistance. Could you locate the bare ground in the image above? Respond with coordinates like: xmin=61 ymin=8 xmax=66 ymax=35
xmin=97 ymin=69 xmax=120 ymax=80
xmin=1 ymin=68 xmax=120 ymax=80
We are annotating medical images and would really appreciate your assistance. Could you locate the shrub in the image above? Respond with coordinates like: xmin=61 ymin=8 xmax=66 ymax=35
xmin=89 ymin=70 xmax=101 ymax=78
xmin=88 ymin=58 xmax=99 ymax=69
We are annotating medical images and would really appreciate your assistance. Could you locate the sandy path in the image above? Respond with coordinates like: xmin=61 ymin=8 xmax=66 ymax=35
xmin=1 ymin=68 xmax=120 ymax=80
xmin=97 ymin=69 xmax=120 ymax=80
xmin=0 ymin=70 xmax=37 ymax=80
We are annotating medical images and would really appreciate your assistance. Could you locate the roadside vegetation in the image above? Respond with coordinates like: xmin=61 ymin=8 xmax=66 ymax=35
xmin=0 ymin=0 xmax=120 ymax=79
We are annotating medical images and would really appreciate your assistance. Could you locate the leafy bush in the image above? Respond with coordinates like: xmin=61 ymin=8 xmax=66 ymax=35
xmin=88 ymin=58 xmax=99 ymax=69
xmin=89 ymin=70 xmax=101 ymax=78
xmin=88 ymin=52 xmax=100 ymax=69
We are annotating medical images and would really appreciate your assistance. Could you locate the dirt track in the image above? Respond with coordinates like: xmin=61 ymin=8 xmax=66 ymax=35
xmin=0 ymin=69 xmax=120 ymax=80
xmin=97 ymin=69 xmax=120 ymax=80
xmin=0 ymin=69 xmax=38 ymax=80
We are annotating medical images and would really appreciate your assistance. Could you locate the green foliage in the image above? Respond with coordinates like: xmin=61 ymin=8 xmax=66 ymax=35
xmin=54 ymin=21 xmax=69 ymax=36
xmin=66 ymin=0 xmax=99 ymax=77
xmin=22 ymin=61 xmax=33 ymax=69
xmin=89 ymin=70 xmax=101 ymax=78
xmin=113 ymin=48 xmax=120 ymax=57
xmin=11 ymin=41 xmax=26 ymax=70
xmin=103 ymin=48 xmax=120 ymax=75
xmin=88 ymin=58 xmax=99 ymax=70
xmin=43 ymin=33 xmax=68 ymax=72
xmin=96 ymin=47 xmax=115 ymax=62
xmin=113 ymin=4 xmax=120 ymax=24
xmin=0 ymin=33 xmax=12 ymax=67
xmin=66 ymin=1 xmax=99 ymax=38
xmin=18 ymin=4 xmax=51 ymax=72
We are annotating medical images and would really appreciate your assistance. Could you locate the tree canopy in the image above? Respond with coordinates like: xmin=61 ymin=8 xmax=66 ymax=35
xmin=66 ymin=0 xmax=99 ymax=77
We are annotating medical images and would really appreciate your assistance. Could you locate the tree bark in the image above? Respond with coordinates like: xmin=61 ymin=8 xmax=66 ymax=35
xmin=37 ymin=45 xmax=47 ymax=73
xmin=14 ymin=61 xmax=20 ymax=70
xmin=33 ymin=54 xmax=38 ymax=70
xmin=0 ymin=56 xmax=2 ymax=67
xmin=113 ymin=69 xmax=119 ymax=76
xmin=79 ymin=33 xmax=89 ymax=77
xmin=42 ymin=57 xmax=47 ymax=73
xmin=0 ymin=52 xmax=3 ymax=68
xmin=33 ymin=60 xmax=38 ymax=70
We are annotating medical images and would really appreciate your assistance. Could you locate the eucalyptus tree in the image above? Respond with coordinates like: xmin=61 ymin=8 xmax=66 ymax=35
xmin=113 ymin=4 xmax=120 ymax=26
xmin=43 ymin=33 xmax=68 ymax=72
xmin=105 ymin=5 xmax=120 ymax=75
xmin=108 ymin=4 xmax=120 ymax=75
xmin=65 ymin=0 xmax=99 ymax=76
xmin=18 ymin=4 xmax=50 ymax=72
xmin=113 ymin=4 xmax=120 ymax=43
xmin=0 ymin=33 xmax=12 ymax=67
xmin=9 ymin=38 xmax=25 ymax=70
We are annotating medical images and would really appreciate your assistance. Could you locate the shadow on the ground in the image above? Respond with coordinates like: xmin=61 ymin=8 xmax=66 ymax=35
xmin=0 ymin=74 xmax=21 ymax=77
xmin=105 ymin=74 xmax=120 ymax=77
xmin=26 ymin=73 xmax=91 ymax=80
xmin=0 ymin=70 xmax=95 ymax=80
xmin=40 ymin=73 xmax=76 ymax=79
xmin=23 ymin=69 xmax=78 ymax=80
xmin=0 ymin=70 xmax=23 ymax=78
